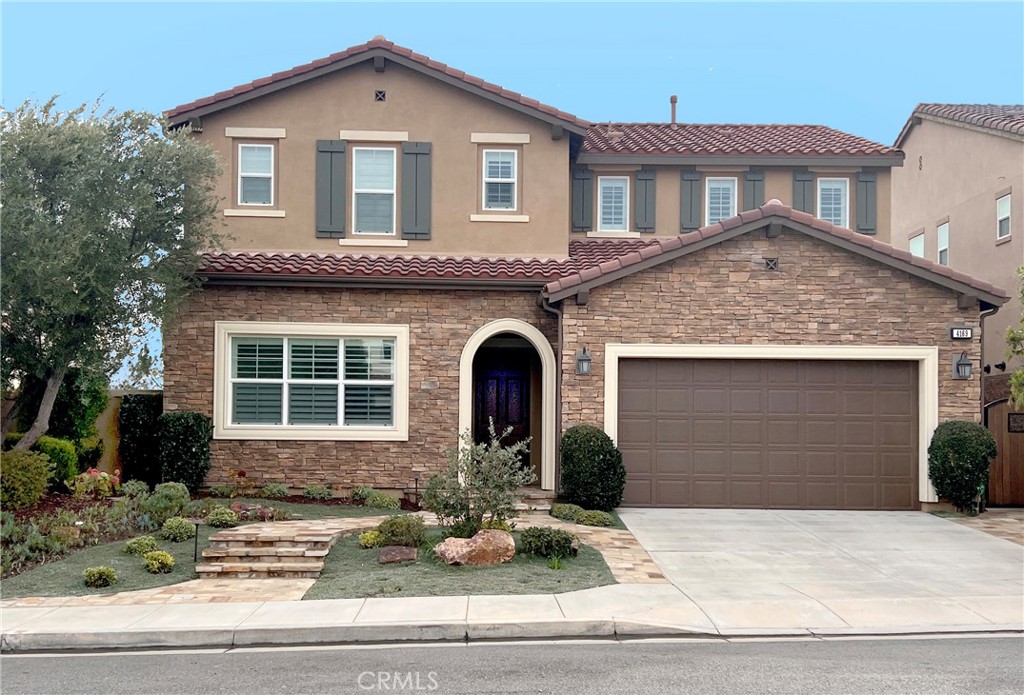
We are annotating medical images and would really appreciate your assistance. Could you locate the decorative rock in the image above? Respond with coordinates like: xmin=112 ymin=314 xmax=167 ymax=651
xmin=433 ymin=530 xmax=516 ymax=566
xmin=379 ymin=546 xmax=418 ymax=564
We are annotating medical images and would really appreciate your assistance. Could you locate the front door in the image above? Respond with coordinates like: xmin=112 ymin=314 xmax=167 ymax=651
xmin=473 ymin=350 xmax=531 ymax=458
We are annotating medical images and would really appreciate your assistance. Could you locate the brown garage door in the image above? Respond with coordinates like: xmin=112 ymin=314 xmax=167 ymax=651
xmin=617 ymin=359 xmax=919 ymax=510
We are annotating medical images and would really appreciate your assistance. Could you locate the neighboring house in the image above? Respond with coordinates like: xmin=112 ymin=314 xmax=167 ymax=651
xmin=892 ymin=104 xmax=1024 ymax=505
xmin=162 ymin=38 xmax=1007 ymax=510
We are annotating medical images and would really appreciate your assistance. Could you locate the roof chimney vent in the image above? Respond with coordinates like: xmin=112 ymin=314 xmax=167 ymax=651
xmin=670 ymin=95 xmax=678 ymax=125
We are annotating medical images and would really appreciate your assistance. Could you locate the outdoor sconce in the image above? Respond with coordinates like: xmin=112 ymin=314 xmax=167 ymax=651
xmin=953 ymin=351 xmax=972 ymax=380
xmin=575 ymin=347 xmax=592 ymax=375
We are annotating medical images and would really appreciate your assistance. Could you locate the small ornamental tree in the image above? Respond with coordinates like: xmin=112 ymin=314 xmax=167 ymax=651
xmin=559 ymin=425 xmax=626 ymax=512
xmin=927 ymin=421 xmax=998 ymax=514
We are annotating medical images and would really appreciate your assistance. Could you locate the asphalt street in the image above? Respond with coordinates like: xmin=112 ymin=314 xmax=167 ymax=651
xmin=2 ymin=636 xmax=1022 ymax=695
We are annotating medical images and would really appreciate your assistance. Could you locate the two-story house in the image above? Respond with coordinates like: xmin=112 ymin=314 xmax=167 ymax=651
xmin=892 ymin=103 xmax=1024 ymax=504
xmin=163 ymin=38 xmax=1006 ymax=511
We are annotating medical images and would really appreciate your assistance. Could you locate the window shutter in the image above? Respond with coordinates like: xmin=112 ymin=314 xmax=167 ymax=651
xmin=571 ymin=167 xmax=594 ymax=232
xmin=635 ymin=169 xmax=657 ymax=232
xmin=743 ymin=170 xmax=765 ymax=211
xmin=401 ymin=142 xmax=432 ymax=240
xmin=793 ymin=169 xmax=814 ymax=213
xmin=680 ymin=169 xmax=701 ymax=231
xmin=315 ymin=140 xmax=347 ymax=238
xmin=232 ymin=383 xmax=283 ymax=425
xmin=856 ymin=171 xmax=877 ymax=234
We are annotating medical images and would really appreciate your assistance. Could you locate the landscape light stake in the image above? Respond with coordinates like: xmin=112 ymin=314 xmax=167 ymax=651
xmin=188 ymin=518 xmax=203 ymax=562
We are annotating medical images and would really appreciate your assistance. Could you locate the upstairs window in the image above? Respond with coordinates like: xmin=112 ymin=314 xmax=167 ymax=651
xmin=598 ymin=176 xmax=629 ymax=231
xmin=937 ymin=222 xmax=949 ymax=265
xmin=353 ymin=147 xmax=396 ymax=234
xmin=483 ymin=150 xmax=517 ymax=210
xmin=705 ymin=177 xmax=737 ymax=225
xmin=817 ymin=178 xmax=849 ymax=227
xmin=909 ymin=233 xmax=925 ymax=258
xmin=997 ymin=194 xmax=1011 ymax=239
xmin=238 ymin=144 xmax=274 ymax=206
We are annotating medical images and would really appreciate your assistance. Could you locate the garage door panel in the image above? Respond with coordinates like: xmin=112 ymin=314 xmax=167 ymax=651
xmin=805 ymin=482 xmax=839 ymax=508
xmin=693 ymin=449 xmax=729 ymax=475
xmin=731 ymin=389 xmax=763 ymax=413
xmin=692 ymin=480 xmax=727 ymax=506
xmin=656 ymin=360 xmax=692 ymax=384
xmin=768 ymin=419 xmax=800 ymax=445
xmin=879 ymin=392 xmax=915 ymax=415
xmin=655 ymin=481 xmax=692 ymax=507
xmin=622 ymin=479 xmax=654 ymax=506
xmin=693 ymin=362 xmax=730 ymax=383
xmin=767 ymin=361 xmax=800 ymax=384
xmin=729 ymin=481 xmax=765 ymax=507
xmin=880 ymin=421 xmax=914 ymax=446
xmin=768 ymin=390 xmax=800 ymax=415
xmin=730 ymin=361 xmax=763 ymax=383
xmin=656 ymin=389 xmax=690 ymax=413
xmin=807 ymin=451 xmax=839 ymax=476
xmin=620 ymin=387 xmax=653 ymax=414
xmin=767 ymin=482 xmax=801 ymax=507
xmin=617 ymin=418 xmax=652 ymax=445
xmin=655 ymin=449 xmax=691 ymax=476
xmin=730 ymin=419 xmax=763 ymax=444
xmin=620 ymin=447 xmax=652 ymax=476
xmin=806 ymin=421 xmax=838 ymax=445
xmin=730 ymin=450 xmax=763 ymax=475
xmin=842 ymin=421 xmax=876 ymax=445
xmin=843 ymin=451 xmax=877 ymax=478
xmin=804 ymin=361 xmax=839 ymax=384
xmin=693 ymin=389 xmax=728 ymax=414
xmin=768 ymin=451 xmax=801 ymax=476
xmin=843 ymin=483 xmax=878 ymax=509
xmin=693 ymin=419 xmax=728 ymax=444
xmin=655 ymin=418 xmax=691 ymax=444
xmin=843 ymin=391 xmax=877 ymax=415
xmin=806 ymin=391 xmax=838 ymax=415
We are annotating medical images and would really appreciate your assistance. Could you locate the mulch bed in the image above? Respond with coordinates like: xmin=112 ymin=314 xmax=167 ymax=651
xmin=9 ymin=492 xmax=113 ymax=524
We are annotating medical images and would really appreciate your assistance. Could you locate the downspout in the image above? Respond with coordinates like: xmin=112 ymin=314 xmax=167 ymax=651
xmin=540 ymin=293 xmax=563 ymax=493
xmin=979 ymin=303 xmax=1001 ymax=421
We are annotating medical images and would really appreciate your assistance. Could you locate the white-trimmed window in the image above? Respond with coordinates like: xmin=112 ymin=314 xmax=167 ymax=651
xmin=705 ymin=177 xmax=737 ymax=225
xmin=937 ymin=222 xmax=949 ymax=265
xmin=817 ymin=178 xmax=849 ymax=227
xmin=997 ymin=194 xmax=1011 ymax=239
xmin=353 ymin=147 xmax=396 ymax=234
xmin=238 ymin=144 xmax=274 ymax=206
xmin=598 ymin=176 xmax=629 ymax=231
xmin=483 ymin=150 xmax=517 ymax=210
xmin=909 ymin=233 xmax=925 ymax=258
xmin=215 ymin=322 xmax=409 ymax=441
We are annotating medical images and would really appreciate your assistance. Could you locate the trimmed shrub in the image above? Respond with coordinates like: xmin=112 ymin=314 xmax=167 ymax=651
xmin=928 ymin=420 xmax=998 ymax=514
xmin=303 ymin=483 xmax=333 ymax=500
xmin=376 ymin=515 xmax=426 ymax=547
xmin=260 ymin=483 xmax=289 ymax=499
xmin=205 ymin=506 xmax=239 ymax=528
xmin=351 ymin=486 xmax=375 ymax=501
xmin=143 ymin=550 xmax=175 ymax=574
xmin=83 ymin=566 xmax=118 ymax=588
xmin=550 ymin=503 xmax=584 ymax=523
xmin=118 ymin=393 xmax=163 ymax=486
xmin=359 ymin=530 xmax=384 ymax=549
xmin=141 ymin=482 xmax=192 ymax=526
xmin=559 ymin=425 xmax=626 ymax=512
xmin=575 ymin=510 xmax=615 ymax=527
xmin=157 ymin=411 xmax=212 ymax=492
xmin=207 ymin=484 xmax=234 ymax=498
xmin=365 ymin=491 xmax=401 ymax=510
xmin=120 ymin=479 xmax=150 ymax=498
xmin=34 ymin=436 xmax=78 ymax=490
xmin=161 ymin=516 xmax=196 ymax=542
xmin=0 ymin=450 xmax=53 ymax=509
xmin=519 ymin=526 xmax=578 ymax=559
xmin=124 ymin=535 xmax=159 ymax=556
xmin=480 ymin=518 xmax=514 ymax=532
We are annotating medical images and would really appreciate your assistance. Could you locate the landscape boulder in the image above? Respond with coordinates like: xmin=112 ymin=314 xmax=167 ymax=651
xmin=379 ymin=546 xmax=418 ymax=564
xmin=433 ymin=529 xmax=515 ymax=566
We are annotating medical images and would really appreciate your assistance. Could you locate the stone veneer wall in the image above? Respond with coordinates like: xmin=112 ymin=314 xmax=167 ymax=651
xmin=560 ymin=230 xmax=982 ymax=430
xmin=163 ymin=286 xmax=556 ymax=492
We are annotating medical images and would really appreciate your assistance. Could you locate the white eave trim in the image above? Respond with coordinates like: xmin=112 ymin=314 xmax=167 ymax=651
xmin=225 ymin=127 xmax=287 ymax=139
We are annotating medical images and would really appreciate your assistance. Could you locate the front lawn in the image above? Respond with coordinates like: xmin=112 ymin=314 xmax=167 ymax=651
xmin=303 ymin=530 xmax=616 ymax=600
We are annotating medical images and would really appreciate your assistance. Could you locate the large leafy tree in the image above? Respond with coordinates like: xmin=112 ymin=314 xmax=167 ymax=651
xmin=1008 ymin=267 xmax=1024 ymax=409
xmin=1 ymin=99 xmax=221 ymax=449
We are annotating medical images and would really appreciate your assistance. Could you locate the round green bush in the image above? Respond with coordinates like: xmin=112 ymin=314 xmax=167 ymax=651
xmin=575 ymin=510 xmax=615 ymax=527
xmin=376 ymin=515 xmax=426 ymax=547
xmin=141 ymin=482 xmax=192 ymax=525
xmin=928 ymin=420 xmax=998 ymax=513
xmin=143 ymin=550 xmax=175 ymax=574
xmin=559 ymin=425 xmax=626 ymax=512
xmin=519 ymin=526 xmax=579 ymax=558
xmin=365 ymin=491 xmax=401 ymax=510
xmin=83 ymin=566 xmax=118 ymax=588
xmin=302 ymin=483 xmax=333 ymax=500
xmin=205 ymin=506 xmax=240 ymax=528
xmin=550 ymin=503 xmax=584 ymax=523
xmin=0 ymin=450 xmax=53 ymax=509
xmin=124 ymin=535 xmax=159 ymax=556
xmin=33 ymin=436 xmax=78 ymax=489
xmin=260 ymin=483 xmax=289 ymax=499
xmin=120 ymin=479 xmax=150 ymax=498
xmin=161 ymin=516 xmax=196 ymax=542
xmin=480 ymin=518 xmax=513 ymax=532
xmin=359 ymin=530 xmax=383 ymax=548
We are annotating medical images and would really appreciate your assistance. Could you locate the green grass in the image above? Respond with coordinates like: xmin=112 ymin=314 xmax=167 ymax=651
xmin=303 ymin=530 xmax=616 ymax=600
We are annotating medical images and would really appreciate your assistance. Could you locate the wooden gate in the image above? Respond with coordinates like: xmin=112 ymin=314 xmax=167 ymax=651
xmin=984 ymin=399 xmax=1024 ymax=506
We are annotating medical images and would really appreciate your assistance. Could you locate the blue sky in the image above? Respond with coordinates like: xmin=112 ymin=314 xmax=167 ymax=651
xmin=3 ymin=2 xmax=1023 ymax=145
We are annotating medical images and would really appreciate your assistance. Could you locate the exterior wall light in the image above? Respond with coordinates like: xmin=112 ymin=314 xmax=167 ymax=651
xmin=953 ymin=351 xmax=972 ymax=380
xmin=575 ymin=347 xmax=592 ymax=375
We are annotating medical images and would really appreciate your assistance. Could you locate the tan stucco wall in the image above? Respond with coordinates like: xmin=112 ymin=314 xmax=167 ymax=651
xmin=194 ymin=61 xmax=572 ymax=257
xmin=891 ymin=120 xmax=1024 ymax=374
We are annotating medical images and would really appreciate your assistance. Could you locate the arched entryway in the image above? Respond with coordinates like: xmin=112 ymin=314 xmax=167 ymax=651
xmin=459 ymin=319 xmax=556 ymax=490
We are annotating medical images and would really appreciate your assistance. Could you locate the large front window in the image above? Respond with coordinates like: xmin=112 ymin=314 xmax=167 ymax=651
xmin=817 ymin=178 xmax=849 ymax=227
xmin=705 ymin=177 xmax=737 ymax=225
xmin=353 ymin=147 xmax=396 ymax=234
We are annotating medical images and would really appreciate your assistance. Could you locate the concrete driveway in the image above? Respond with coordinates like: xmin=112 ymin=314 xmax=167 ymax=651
xmin=618 ymin=509 xmax=1024 ymax=632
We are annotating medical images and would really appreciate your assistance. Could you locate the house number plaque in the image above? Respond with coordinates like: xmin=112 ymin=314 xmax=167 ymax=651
xmin=949 ymin=327 xmax=973 ymax=340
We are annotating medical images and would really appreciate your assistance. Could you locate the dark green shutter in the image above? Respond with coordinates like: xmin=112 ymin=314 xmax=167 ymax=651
xmin=793 ymin=169 xmax=814 ymax=213
xmin=680 ymin=169 xmax=701 ymax=231
xmin=856 ymin=171 xmax=877 ymax=234
xmin=743 ymin=170 xmax=765 ymax=211
xmin=634 ymin=169 xmax=657 ymax=232
xmin=571 ymin=167 xmax=594 ymax=232
xmin=315 ymin=140 xmax=347 ymax=238
xmin=401 ymin=142 xmax=432 ymax=240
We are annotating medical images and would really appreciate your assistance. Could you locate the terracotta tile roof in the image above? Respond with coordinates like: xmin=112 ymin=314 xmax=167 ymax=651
xmin=198 ymin=239 xmax=657 ymax=285
xmin=544 ymin=200 xmax=1009 ymax=303
xmin=583 ymin=123 xmax=899 ymax=157
xmin=165 ymin=37 xmax=589 ymax=129
xmin=914 ymin=104 xmax=1024 ymax=136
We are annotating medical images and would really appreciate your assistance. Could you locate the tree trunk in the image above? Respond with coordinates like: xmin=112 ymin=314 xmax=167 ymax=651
xmin=1 ymin=379 xmax=45 ymax=440
xmin=13 ymin=366 xmax=67 ymax=451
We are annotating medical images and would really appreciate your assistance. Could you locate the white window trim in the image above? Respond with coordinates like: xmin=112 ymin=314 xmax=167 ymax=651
xmin=597 ymin=176 xmax=630 ymax=232
xmin=816 ymin=177 xmax=849 ymax=228
xmin=238 ymin=143 xmax=274 ymax=207
xmin=909 ymin=233 xmax=925 ymax=258
xmin=352 ymin=146 xmax=397 ymax=236
xmin=705 ymin=176 xmax=738 ymax=226
xmin=214 ymin=322 xmax=409 ymax=441
xmin=937 ymin=222 xmax=949 ymax=265
xmin=482 ymin=149 xmax=518 ymax=212
xmin=996 ymin=194 xmax=1011 ymax=240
